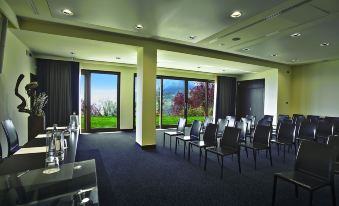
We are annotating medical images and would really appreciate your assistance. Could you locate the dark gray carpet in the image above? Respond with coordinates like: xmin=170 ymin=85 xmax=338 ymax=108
xmin=76 ymin=130 xmax=338 ymax=206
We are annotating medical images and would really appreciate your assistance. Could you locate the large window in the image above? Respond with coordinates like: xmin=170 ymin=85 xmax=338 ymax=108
xmin=81 ymin=70 xmax=120 ymax=132
xmin=134 ymin=75 xmax=215 ymax=128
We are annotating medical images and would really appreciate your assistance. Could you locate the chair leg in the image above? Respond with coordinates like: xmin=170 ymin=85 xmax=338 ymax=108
xmin=309 ymin=191 xmax=313 ymax=206
xmin=188 ymin=143 xmax=191 ymax=161
xmin=295 ymin=185 xmax=299 ymax=198
xmin=204 ymin=150 xmax=208 ymax=171
xmin=175 ymin=138 xmax=178 ymax=153
xmin=283 ymin=145 xmax=286 ymax=162
xmin=272 ymin=175 xmax=277 ymax=206
xmin=220 ymin=156 xmax=224 ymax=179
xmin=170 ymin=135 xmax=172 ymax=150
xmin=184 ymin=141 xmax=186 ymax=158
xmin=269 ymin=147 xmax=273 ymax=166
xmin=237 ymin=152 xmax=241 ymax=174
xmin=294 ymin=143 xmax=297 ymax=155
xmin=245 ymin=147 xmax=248 ymax=158
xmin=253 ymin=149 xmax=257 ymax=169
xmin=199 ymin=148 xmax=202 ymax=164
xmin=163 ymin=133 xmax=166 ymax=147
xmin=331 ymin=183 xmax=336 ymax=206
xmin=277 ymin=143 xmax=280 ymax=156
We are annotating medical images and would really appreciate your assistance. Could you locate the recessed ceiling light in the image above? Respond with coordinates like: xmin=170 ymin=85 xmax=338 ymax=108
xmin=116 ymin=57 xmax=121 ymax=60
xmin=271 ymin=54 xmax=278 ymax=57
xmin=189 ymin=35 xmax=197 ymax=40
xmin=70 ymin=52 xmax=75 ymax=55
xmin=291 ymin=59 xmax=299 ymax=62
xmin=197 ymin=66 xmax=201 ymax=69
xmin=242 ymin=48 xmax=250 ymax=51
xmin=230 ymin=10 xmax=242 ymax=18
xmin=290 ymin=32 xmax=301 ymax=37
xmin=135 ymin=24 xmax=144 ymax=30
xmin=62 ymin=9 xmax=74 ymax=16
xmin=232 ymin=37 xmax=241 ymax=41
xmin=320 ymin=42 xmax=330 ymax=47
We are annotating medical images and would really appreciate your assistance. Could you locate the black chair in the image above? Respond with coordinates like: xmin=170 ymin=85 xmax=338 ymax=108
xmin=316 ymin=119 xmax=334 ymax=143
xmin=216 ymin=118 xmax=228 ymax=139
xmin=188 ymin=123 xmax=217 ymax=162
xmin=257 ymin=118 xmax=272 ymax=127
xmin=327 ymin=135 xmax=339 ymax=174
xmin=163 ymin=118 xmax=186 ymax=150
xmin=270 ymin=123 xmax=297 ymax=161
xmin=307 ymin=115 xmax=320 ymax=124
xmin=263 ymin=115 xmax=274 ymax=122
xmin=240 ymin=125 xmax=272 ymax=169
xmin=241 ymin=117 xmax=253 ymax=142
xmin=225 ymin=116 xmax=236 ymax=127
xmin=175 ymin=120 xmax=201 ymax=158
xmin=296 ymin=121 xmax=317 ymax=143
xmin=204 ymin=127 xmax=241 ymax=178
xmin=1 ymin=120 xmax=20 ymax=156
xmin=325 ymin=117 xmax=339 ymax=136
xmin=235 ymin=121 xmax=247 ymax=143
xmin=245 ymin=115 xmax=256 ymax=133
xmin=272 ymin=140 xmax=337 ymax=206
xmin=200 ymin=117 xmax=213 ymax=134
xmin=292 ymin=114 xmax=305 ymax=126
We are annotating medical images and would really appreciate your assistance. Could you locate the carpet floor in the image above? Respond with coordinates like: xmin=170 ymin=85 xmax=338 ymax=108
xmin=75 ymin=130 xmax=338 ymax=206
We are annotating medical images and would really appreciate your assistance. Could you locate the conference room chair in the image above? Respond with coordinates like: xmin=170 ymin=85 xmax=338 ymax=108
xmin=1 ymin=119 xmax=20 ymax=157
xmin=245 ymin=114 xmax=256 ymax=134
xmin=316 ymin=119 xmax=334 ymax=143
xmin=200 ymin=116 xmax=213 ymax=135
xmin=163 ymin=117 xmax=186 ymax=150
xmin=216 ymin=118 xmax=228 ymax=139
xmin=204 ymin=127 xmax=241 ymax=178
xmin=272 ymin=115 xmax=291 ymax=140
xmin=225 ymin=115 xmax=236 ymax=127
xmin=296 ymin=121 xmax=317 ymax=144
xmin=240 ymin=125 xmax=272 ymax=169
xmin=292 ymin=114 xmax=305 ymax=126
xmin=263 ymin=115 xmax=274 ymax=122
xmin=272 ymin=140 xmax=337 ymax=206
xmin=175 ymin=120 xmax=201 ymax=158
xmin=325 ymin=116 xmax=339 ymax=136
xmin=327 ymin=135 xmax=339 ymax=174
xmin=257 ymin=118 xmax=272 ymax=127
xmin=235 ymin=121 xmax=247 ymax=143
xmin=188 ymin=123 xmax=217 ymax=163
xmin=307 ymin=115 xmax=320 ymax=124
xmin=270 ymin=123 xmax=297 ymax=161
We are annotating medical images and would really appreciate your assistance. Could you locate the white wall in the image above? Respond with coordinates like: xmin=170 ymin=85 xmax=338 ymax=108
xmin=0 ymin=30 xmax=36 ymax=157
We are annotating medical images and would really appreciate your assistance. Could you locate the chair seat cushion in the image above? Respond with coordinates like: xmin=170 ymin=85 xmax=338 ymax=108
xmin=206 ymin=146 xmax=238 ymax=156
xmin=165 ymin=131 xmax=183 ymax=136
xmin=190 ymin=140 xmax=206 ymax=147
xmin=178 ymin=136 xmax=195 ymax=141
xmin=275 ymin=171 xmax=329 ymax=190
xmin=270 ymin=139 xmax=293 ymax=145
xmin=240 ymin=142 xmax=267 ymax=150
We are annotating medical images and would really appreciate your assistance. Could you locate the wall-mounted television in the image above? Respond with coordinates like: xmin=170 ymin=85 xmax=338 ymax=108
xmin=0 ymin=14 xmax=8 ymax=74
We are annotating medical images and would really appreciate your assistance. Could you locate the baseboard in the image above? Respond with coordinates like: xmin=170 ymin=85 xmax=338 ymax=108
xmin=135 ymin=143 xmax=156 ymax=150
xmin=120 ymin=129 xmax=135 ymax=132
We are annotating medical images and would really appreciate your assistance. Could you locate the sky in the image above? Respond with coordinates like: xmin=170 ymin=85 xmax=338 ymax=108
xmin=80 ymin=74 xmax=118 ymax=105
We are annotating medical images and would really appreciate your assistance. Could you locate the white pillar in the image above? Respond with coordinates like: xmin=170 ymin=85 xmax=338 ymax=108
xmin=136 ymin=47 xmax=157 ymax=148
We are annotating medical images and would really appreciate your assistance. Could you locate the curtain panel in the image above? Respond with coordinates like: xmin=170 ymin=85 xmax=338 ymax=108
xmin=215 ymin=76 xmax=236 ymax=122
xmin=37 ymin=59 xmax=79 ymax=126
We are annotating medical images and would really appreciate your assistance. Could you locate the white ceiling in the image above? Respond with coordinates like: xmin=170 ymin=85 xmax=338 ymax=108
xmin=13 ymin=30 xmax=269 ymax=74
xmin=6 ymin=0 xmax=339 ymax=66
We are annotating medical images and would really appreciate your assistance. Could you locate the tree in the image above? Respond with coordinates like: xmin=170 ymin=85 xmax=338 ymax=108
xmin=172 ymin=92 xmax=185 ymax=115
xmin=101 ymin=100 xmax=117 ymax=116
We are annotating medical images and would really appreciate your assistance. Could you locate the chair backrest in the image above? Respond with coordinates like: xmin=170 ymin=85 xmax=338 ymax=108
xmin=245 ymin=115 xmax=256 ymax=128
xmin=295 ymin=140 xmax=337 ymax=183
xmin=257 ymin=118 xmax=272 ymax=127
xmin=292 ymin=114 xmax=305 ymax=125
xmin=327 ymin=135 xmax=339 ymax=162
xmin=216 ymin=118 xmax=228 ymax=135
xmin=298 ymin=120 xmax=317 ymax=140
xmin=324 ymin=117 xmax=339 ymax=136
xmin=1 ymin=120 xmax=20 ymax=156
xmin=253 ymin=125 xmax=271 ymax=146
xmin=177 ymin=118 xmax=186 ymax=133
xmin=190 ymin=120 xmax=202 ymax=140
xmin=203 ymin=123 xmax=218 ymax=147
xmin=317 ymin=119 xmax=334 ymax=137
xmin=203 ymin=117 xmax=213 ymax=129
xmin=240 ymin=117 xmax=251 ymax=134
xmin=278 ymin=114 xmax=289 ymax=122
xmin=277 ymin=123 xmax=296 ymax=143
xmin=225 ymin=116 xmax=236 ymax=127
xmin=235 ymin=121 xmax=247 ymax=142
xmin=220 ymin=127 xmax=240 ymax=150
xmin=307 ymin=115 xmax=320 ymax=124
xmin=263 ymin=115 xmax=274 ymax=122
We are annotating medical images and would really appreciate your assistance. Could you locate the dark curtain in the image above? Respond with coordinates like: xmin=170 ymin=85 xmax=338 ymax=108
xmin=37 ymin=59 xmax=79 ymax=126
xmin=215 ymin=76 xmax=236 ymax=122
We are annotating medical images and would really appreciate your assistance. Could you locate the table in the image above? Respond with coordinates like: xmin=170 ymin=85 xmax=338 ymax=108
xmin=0 ymin=130 xmax=79 ymax=176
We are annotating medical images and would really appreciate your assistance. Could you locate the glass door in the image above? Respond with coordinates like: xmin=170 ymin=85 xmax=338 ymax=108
xmin=81 ymin=70 xmax=120 ymax=132
xmin=187 ymin=81 xmax=207 ymax=124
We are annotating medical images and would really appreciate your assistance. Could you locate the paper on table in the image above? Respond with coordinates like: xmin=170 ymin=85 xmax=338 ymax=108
xmin=46 ymin=126 xmax=67 ymax=130
xmin=14 ymin=146 xmax=48 ymax=155
xmin=35 ymin=134 xmax=51 ymax=138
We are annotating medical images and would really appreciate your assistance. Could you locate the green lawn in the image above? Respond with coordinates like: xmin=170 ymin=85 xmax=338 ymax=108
xmin=81 ymin=115 xmax=205 ymax=129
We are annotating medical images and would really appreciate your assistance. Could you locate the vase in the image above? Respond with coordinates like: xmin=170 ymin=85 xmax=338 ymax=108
xmin=28 ymin=115 xmax=46 ymax=141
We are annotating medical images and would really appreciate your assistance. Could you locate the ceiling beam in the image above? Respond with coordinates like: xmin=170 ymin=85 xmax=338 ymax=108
xmin=0 ymin=0 xmax=19 ymax=28
xmin=19 ymin=17 xmax=289 ymax=69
